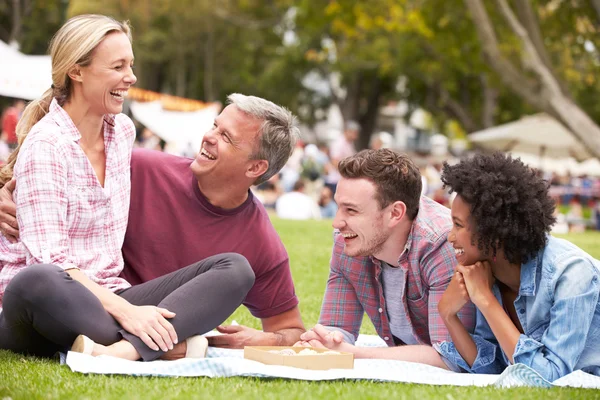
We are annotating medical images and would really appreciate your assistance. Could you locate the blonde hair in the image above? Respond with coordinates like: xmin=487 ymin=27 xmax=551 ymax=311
xmin=0 ymin=14 xmax=132 ymax=187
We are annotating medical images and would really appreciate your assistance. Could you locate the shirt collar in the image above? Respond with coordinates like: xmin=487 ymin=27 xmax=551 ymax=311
xmin=49 ymin=98 xmax=117 ymax=142
xmin=398 ymin=221 xmax=415 ymax=262
xmin=519 ymin=250 xmax=541 ymax=296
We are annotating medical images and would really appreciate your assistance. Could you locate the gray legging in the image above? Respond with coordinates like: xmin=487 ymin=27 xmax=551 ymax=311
xmin=0 ymin=253 xmax=254 ymax=361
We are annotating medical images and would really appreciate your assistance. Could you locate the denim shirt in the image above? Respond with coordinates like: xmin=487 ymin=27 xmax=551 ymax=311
xmin=435 ymin=236 xmax=600 ymax=381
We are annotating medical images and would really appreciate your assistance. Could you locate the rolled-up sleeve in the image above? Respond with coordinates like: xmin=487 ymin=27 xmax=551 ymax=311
xmin=14 ymin=139 xmax=78 ymax=270
xmin=435 ymin=334 xmax=507 ymax=374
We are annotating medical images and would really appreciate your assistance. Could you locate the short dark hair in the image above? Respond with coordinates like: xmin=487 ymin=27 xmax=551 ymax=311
xmin=441 ymin=152 xmax=556 ymax=264
xmin=338 ymin=149 xmax=422 ymax=219
xmin=293 ymin=179 xmax=305 ymax=192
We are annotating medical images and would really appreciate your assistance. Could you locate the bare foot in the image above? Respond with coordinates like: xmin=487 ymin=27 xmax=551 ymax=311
xmin=73 ymin=337 xmax=140 ymax=361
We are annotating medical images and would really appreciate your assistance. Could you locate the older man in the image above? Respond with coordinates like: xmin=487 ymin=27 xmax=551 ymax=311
xmin=299 ymin=149 xmax=475 ymax=370
xmin=0 ymin=93 xmax=305 ymax=347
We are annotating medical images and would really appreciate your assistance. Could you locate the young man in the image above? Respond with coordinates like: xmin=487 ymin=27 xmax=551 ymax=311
xmin=298 ymin=149 xmax=475 ymax=370
xmin=0 ymin=93 xmax=305 ymax=348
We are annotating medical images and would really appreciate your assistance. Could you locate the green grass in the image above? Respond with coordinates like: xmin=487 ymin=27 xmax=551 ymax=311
xmin=1 ymin=219 xmax=600 ymax=399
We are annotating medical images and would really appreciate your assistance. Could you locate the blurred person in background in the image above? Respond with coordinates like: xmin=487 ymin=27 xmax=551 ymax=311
xmin=135 ymin=126 xmax=162 ymax=151
xmin=318 ymin=186 xmax=337 ymax=219
xmin=275 ymin=180 xmax=321 ymax=220
xmin=300 ymin=143 xmax=326 ymax=201
xmin=324 ymin=120 xmax=360 ymax=195
xmin=369 ymin=131 xmax=393 ymax=150
xmin=1 ymin=99 xmax=26 ymax=150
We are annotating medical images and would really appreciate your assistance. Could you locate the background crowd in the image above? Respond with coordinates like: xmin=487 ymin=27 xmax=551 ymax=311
xmin=2 ymin=99 xmax=600 ymax=232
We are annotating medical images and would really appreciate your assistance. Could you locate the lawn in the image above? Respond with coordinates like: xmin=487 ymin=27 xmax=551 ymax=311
xmin=1 ymin=218 xmax=599 ymax=399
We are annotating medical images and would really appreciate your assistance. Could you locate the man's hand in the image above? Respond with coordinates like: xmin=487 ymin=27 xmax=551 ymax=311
xmin=457 ymin=261 xmax=495 ymax=307
xmin=206 ymin=324 xmax=264 ymax=348
xmin=0 ymin=179 xmax=18 ymax=242
xmin=294 ymin=324 xmax=353 ymax=353
xmin=438 ymin=271 xmax=471 ymax=320
xmin=114 ymin=304 xmax=178 ymax=352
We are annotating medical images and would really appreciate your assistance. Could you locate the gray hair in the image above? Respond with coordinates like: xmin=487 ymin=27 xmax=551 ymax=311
xmin=227 ymin=93 xmax=299 ymax=185
xmin=345 ymin=120 xmax=361 ymax=132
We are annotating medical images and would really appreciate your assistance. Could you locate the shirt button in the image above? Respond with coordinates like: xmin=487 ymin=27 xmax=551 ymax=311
xmin=519 ymin=309 xmax=525 ymax=314
xmin=384 ymin=336 xmax=390 ymax=341
xmin=378 ymin=308 xmax=383 ymax=313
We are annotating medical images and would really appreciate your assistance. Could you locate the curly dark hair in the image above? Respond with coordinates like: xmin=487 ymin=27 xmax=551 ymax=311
xmin=441 ymin=152 xmax=556 ymax=265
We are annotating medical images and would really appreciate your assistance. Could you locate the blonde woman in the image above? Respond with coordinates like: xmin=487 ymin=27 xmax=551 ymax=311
xmin=0 ymin=15 xmax=254 ymax=361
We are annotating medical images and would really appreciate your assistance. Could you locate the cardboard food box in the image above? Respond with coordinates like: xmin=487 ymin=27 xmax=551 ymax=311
xmin=243 ymin=346 xmax=354 ymax=370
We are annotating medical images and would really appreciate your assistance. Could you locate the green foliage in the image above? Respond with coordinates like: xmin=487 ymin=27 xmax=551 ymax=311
xmin=2 ymin=1 xmax=599 ymax=141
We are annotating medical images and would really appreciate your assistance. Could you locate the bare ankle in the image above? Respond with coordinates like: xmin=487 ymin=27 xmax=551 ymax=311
xmin=160 ymin=341 xmax=187 ymax=361
xmin=103 ymin=340 xmax=140 ymax=361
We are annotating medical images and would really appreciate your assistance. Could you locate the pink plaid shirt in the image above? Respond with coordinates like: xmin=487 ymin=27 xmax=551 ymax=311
xmin=0 ymin=99 xmax=135 ymax=309
xmin=319 ymin=196 xmax=475 ymax=346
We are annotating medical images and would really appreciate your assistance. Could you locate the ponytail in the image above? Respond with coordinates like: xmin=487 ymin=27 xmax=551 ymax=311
xmin=0 ymin=88 xmax=54 ymax=187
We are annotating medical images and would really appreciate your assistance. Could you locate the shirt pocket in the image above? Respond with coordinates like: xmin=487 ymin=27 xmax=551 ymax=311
xmin=406 ymin=290 xmax=428 ymax=315
xmin=67 ymin=185 xmax=105 ymax=236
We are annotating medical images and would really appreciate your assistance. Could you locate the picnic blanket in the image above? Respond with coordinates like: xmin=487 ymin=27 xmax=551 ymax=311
xmin=63 ymin=334 xmax=600 ymax=389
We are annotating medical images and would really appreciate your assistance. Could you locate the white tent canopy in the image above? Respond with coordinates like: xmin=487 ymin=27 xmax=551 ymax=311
xmin=129 ymin=101 xmax=220 ymax=154
xmin=468 ymin=113 xmax=592 ymax=161
xmin=0 ymin=41 xmax=52 ymax=100
xmin=468 ymin=113 xmax=600 ymax=176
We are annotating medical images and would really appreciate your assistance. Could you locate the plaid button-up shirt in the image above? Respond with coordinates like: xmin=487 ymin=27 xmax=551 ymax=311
xmin=319 ymin=196 xmax=475 ymax=347
xmin=0 ymin=99 xmax=135 ymax=309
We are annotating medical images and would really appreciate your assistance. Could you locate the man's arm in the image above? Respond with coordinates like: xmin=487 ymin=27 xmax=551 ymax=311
xmin=299 ymin=324 xmax=450 ymax=369
xmin=206 ymin=306 xmax=305 ymax=348
xmin=0 ymin=178 xmax=19 ymax=242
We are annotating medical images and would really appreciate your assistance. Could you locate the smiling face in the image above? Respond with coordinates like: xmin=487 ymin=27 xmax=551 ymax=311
xmin=190 ymin=104 xmax=265 ymax=185
xmin=77 ymin=31 xmax=136 ymax=116
xmin=449 ymin=195 xmax=486 ymax=266
xmin=332 ymin=177 xmax=391 ymax=258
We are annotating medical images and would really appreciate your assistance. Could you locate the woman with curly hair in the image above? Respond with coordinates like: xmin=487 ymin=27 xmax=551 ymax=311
xmin=435 ymin=152 xmax=600 ymax=381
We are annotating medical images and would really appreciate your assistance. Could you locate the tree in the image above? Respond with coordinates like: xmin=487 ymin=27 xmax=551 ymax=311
xmin=464 ymin=0 xmax=600 ymax=158
xmin=0 ymin=0 xmax=67 ymax=54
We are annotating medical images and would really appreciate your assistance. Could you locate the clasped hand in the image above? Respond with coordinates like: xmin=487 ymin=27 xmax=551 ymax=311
xmin=115 ymin=304 xmax=178 ymax=352
xmin=440 ymin=261 xmax=495 ymax=318
xmin=456 ymin=260 xmax=495 ymax=306
xmin=293 ymin=324 xmax=351 ymax=352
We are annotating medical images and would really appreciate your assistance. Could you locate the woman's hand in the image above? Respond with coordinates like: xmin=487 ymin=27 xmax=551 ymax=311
xmin=114 ymin=304 xmax=178 ymax=352
xmin=438 ymin=271 xmax=471 ymax=320
xmin=457 ymin=261 xmax=495 ymax=307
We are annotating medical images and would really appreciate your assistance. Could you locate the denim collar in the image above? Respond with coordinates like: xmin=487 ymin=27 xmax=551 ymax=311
xmin=519 ymin=249 xmax=542 ymax=296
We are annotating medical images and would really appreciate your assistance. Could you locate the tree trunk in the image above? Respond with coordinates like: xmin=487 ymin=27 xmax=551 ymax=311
xmin=203 ymin=19 xmax=215 ymax=101
xmin=9 ymin=0 xmax=22 ymax=44
xmin=481 ymin=74 xmax=497 ymax=128
xmin=340 ymin=74 xmax=362 ymax=122
xmin=356 ymin=75 xmax=383 ymax=150
xmin=464 ymin=0 xmax=600 ymax=158
xmin=514 ymin=0 xmax=572 ymax=97
xmin=438 ymin=85 xmax=480 ymax=132
xmin=514 ymin=0 xmax=552 ymax=72
xmin=592 ymin=0 xmax=600 ymax=24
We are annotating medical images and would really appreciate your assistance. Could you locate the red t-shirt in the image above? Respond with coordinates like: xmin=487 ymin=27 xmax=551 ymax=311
xmin=1 ymin=107 xmax=19 ymax=145
xmin=120 ymin=149 xmax=298 ymax=318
